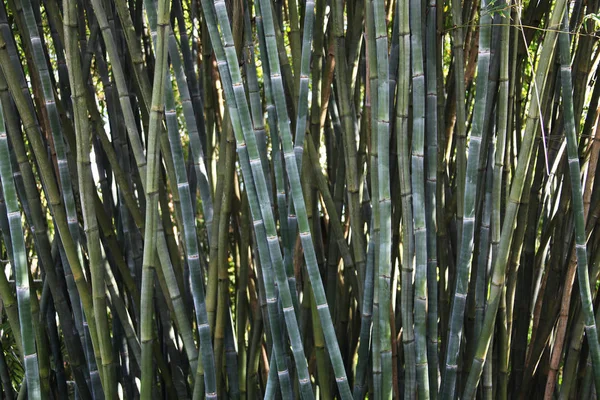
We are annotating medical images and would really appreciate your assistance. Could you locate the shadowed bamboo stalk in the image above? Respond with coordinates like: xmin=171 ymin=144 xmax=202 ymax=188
xmin=397 ymin=0 xmax=417 ymax=393
xmin=372 ymin=1 xmax=394 ymax=399
xmin=554 ymin=9 xmax=600 ymax=394
xmin=461 ymin=0 xmax=567 ymax=396
xmin=441 ymin=0 xmax=491 ymax=395
xmin=139 ymin=0 xmax=171 ymax=394
xmin=425 ymin=0 xmax=440 ymax=394
xmin=0 ymin=96 xmax=40 ymax=400
xmin=64 ymin=0 xmax=116 ymax=396
xmin=199 ymin=1 xmax=296 ymax=397
xmin=409 ymin=0 xmax=431 ymax=395
xmin=256 ymin=0 xmax=352 ymax=396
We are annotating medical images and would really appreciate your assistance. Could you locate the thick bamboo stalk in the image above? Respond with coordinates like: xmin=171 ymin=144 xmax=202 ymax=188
xmin=0 ymin=99 xmax=41 ymax=398
xmin=408 ymin=0 xmax=432 ymax=397
xmin=555 ymin=10 xmax=600 ymax=394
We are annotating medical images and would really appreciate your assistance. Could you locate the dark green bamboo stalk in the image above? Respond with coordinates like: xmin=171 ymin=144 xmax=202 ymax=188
xmin=441 ymin=0 xmax=492 ymax=395
xmin=139 ymin=0 xmax=171 ymax=394
xmin=557 ymin=9 xmax=600 ymax=394
xmin=199 ymin=1 xmax=294 ymax=397
xmin=64 ymin=0 xmax=117 ymax=396
xmin=0 ymin=102 xmax=40 ymax=399
xmin=371 ymin=0 xmax=393 ymax=399
xmin=397 ymin=0 xmax=417 ymax=393
xmin=0 ymin=29 xmax=104 ymax=399
xmin=461 ymin=1 xmax=567 ymax=396
xmin=409 ymin=0 xmax=431 ymax=395
xmin=494 ymin=2 xmax=510 ymax=396
xmin=256 ymin=0 xmax=352 ymax=396
xmin=425 ymin=0 xmax=440 ymax=394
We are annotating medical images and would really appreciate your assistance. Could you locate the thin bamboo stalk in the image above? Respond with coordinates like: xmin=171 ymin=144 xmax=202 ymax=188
xmin=139 ymin=0 xmax=171 ymax=394
xmin=425 ymin=0 xmax=440 ymax=394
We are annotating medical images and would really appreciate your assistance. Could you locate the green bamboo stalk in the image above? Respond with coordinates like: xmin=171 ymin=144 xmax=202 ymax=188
xmin=244 ymin=2 xmax=274 ymax=210
xmin=0 ymin=25 xmax=105 ymax=397
xmin=332 ymin=0 xmax=366 ymax=297
xmin=452 ymin=0 xmax=468 ymax=241
xmin=425 ymin=0 xmax=440 ymax=394
xmin=64 ymin=0 xmax=116 ymax=396
xmin=27 ymin=271 xmax=50 ymax=400
xmin=139 ymin=0 xmax=171 ymax=394
xmin=199 ymin=2 xmax=294 ymax=397
xmin=236 ymin=193 xmax=250 ymax=400
xmin=143 ymin=0 xmax=217 ymax=394
xmin=214 ymin=117 xmax=236 ymax=397
xmin=370 ymin=0 xmax=393 ymax=398
xmin=256 ymin=0 xmax=353 ymax=396
xmin=409 ymin=0 xmax=431 ymax=394
xmin=167 ymin=22 xmax=214 ymax=240
xmin=292 ymin=0 xmax=314 ymax=172
xmin=14 ymin=0 xmax=106 ymax=392
xmin=440 ymin=0 xmax=492 ymax=394
xmin=353 ymin=235 xmax=375 ymax=399
xmin=556 ymin=10 xmax=600 ymax=395
xmin=0 ymin=98 xmax=40 ymax=399
xmin=494 ymin=2 xmax=510 ymax=396
xmin=365 ymin=1 xmax=383 ymax=397
xmin=397 ymin=0 xmax=416 ymax=392
xmin=461 ymin=1 xmax=566 ymax=396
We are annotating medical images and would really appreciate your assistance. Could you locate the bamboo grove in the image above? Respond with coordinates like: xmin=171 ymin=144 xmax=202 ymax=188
xmin=1 ymin=0 xmax=600 ymax=398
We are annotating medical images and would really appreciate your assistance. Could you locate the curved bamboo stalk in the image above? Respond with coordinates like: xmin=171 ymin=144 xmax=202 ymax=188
xmin=64 ymin=0 xmax=116 ymax=396
xmin=0 ymin=99 xmax=40 ymax=399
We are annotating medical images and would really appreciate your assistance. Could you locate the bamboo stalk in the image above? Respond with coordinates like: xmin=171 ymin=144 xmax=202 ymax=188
xmin=0 ymin=95 xmax=41 ymax=399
